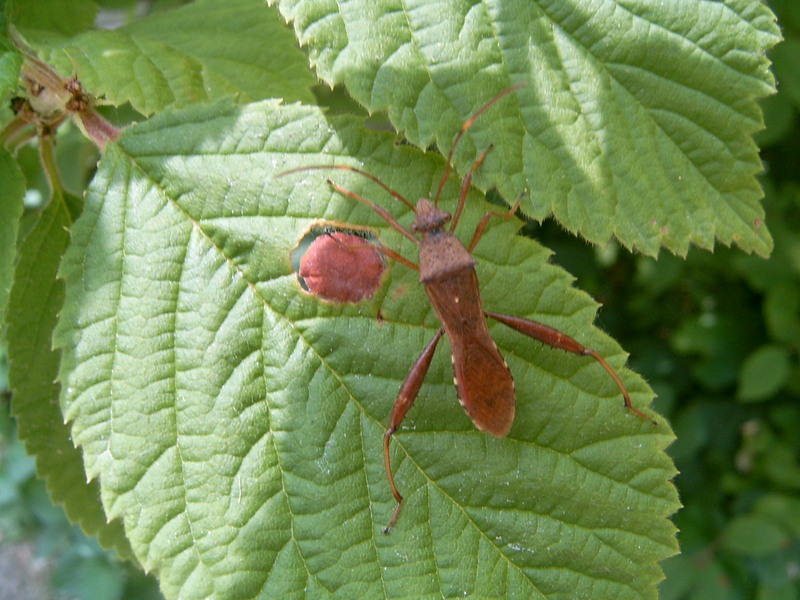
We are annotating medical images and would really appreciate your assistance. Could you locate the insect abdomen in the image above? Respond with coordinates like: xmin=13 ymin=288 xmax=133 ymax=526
xmin=423 ymin=266 xmax=515 ymax=437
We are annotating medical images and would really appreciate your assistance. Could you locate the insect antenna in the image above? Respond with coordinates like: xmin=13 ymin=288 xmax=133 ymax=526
xmin=278 ymin=164 xmax=417 ymax=213
xmin=433 ymin=82 xmax=526 ymax=205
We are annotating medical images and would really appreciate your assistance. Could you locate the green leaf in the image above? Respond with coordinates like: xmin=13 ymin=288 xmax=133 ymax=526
xmin=0 ymin=147 xmax=25 ymax=324
xmin=757 ymin=582 xmax=797 ymax=600
xmin=686 ymin=560 xmax=735 ymax=600
xmin=7 ymin=198 xmax=133 ymax=560
xmin=738 ymin=344 xmax=791 ymax=402
xmin=659 ymin=555 xmax=699 ymax=600
xmin=733 ymin=184 xmax=800 ymax=291
xmin=52 ymin=554 xmax=125 ymax=600
xmin=721 ymin=513 xmax=787 ymax=557
xmin=7 ymin=0 xmax=97 ymax=43
xmin=0 ymin=42 xmax=22 ymax=97
xmin=669 ymin=404 xmax=708 ymax=464
xmin=276 ymin=0 xmax=780 ymax=257
xmin=671 ymin=313 xmax=752 ymax=390
xmin=37 ymin=0 xmax=316 ymax=116
xmin=55 ymin=99 xmax=678 ymax=599
xmin=754 ymin=494 xmax=800 ymax=537
xmin=764 ymin=283 xmax=800 ymax=344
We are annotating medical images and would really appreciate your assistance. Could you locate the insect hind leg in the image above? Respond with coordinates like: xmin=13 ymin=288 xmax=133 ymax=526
xmin=485 ymin=311 xmax=656 ymax=425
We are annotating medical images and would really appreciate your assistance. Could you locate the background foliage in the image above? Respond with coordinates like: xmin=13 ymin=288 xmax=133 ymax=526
xmin=532 ymin=1 xmax=800 ymax=597
xmin=0 ymin=0 xmax=793 ymax=599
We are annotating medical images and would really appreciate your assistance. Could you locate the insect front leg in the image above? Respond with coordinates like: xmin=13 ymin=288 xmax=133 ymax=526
xmin=466 ymin=194 xmax=523 ymax=253
xmin=383 ymin=327 xmax=445 ymax=533
xmin=485 ymin=312 xmax=656 ymax=425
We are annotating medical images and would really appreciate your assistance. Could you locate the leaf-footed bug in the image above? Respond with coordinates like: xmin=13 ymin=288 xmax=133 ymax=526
xmin=278 ymin=83 xmax=655 ymax=532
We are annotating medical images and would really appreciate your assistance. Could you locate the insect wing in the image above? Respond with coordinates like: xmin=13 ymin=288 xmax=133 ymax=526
xmin=451 ymin=330 xmax=515 ymax=437
xmin=424 ymin=269 xmax=515 ymax=437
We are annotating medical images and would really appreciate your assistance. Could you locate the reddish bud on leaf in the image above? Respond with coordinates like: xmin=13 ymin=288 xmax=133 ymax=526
xmin=299 ymin=232 xmax=386 ymax=303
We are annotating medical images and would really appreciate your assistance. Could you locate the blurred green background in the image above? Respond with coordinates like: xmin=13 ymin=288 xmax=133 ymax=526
xmin=530 ymin=2 xmax=800 ymax=597
xmin=2 ymin=1 xmax=799 ymax=598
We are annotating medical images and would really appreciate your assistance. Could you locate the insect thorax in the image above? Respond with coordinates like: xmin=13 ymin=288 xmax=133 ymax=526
xmin=418 ymin=233 xmax=477 ymax=284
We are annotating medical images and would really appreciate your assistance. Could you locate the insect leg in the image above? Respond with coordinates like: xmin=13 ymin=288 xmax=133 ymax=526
xmin=371 ymin=243 xmax=419 ymax=272
xmin=485 ymin=312 xmax=656 ymax=425
xmin=449 ymin=144 xmax=494 ymax=232
xmin=326 ymin=180 xmax=419 ymax=246
xmin=434 ymin=83 xmax=526 ymax=204
xmin=277 ymin=164 xmax=417 ymax=212
xmin=466 ymin=195 xmax=523 ymax=253
xmin=384 ymin=327 xmax=445 ymax=533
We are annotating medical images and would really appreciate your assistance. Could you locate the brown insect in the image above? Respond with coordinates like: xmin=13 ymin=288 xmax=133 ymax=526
xmin=280 ymin=84 xmax=654 ymax=532
xmin=298 ymin=229 xmax=386 ymax=303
